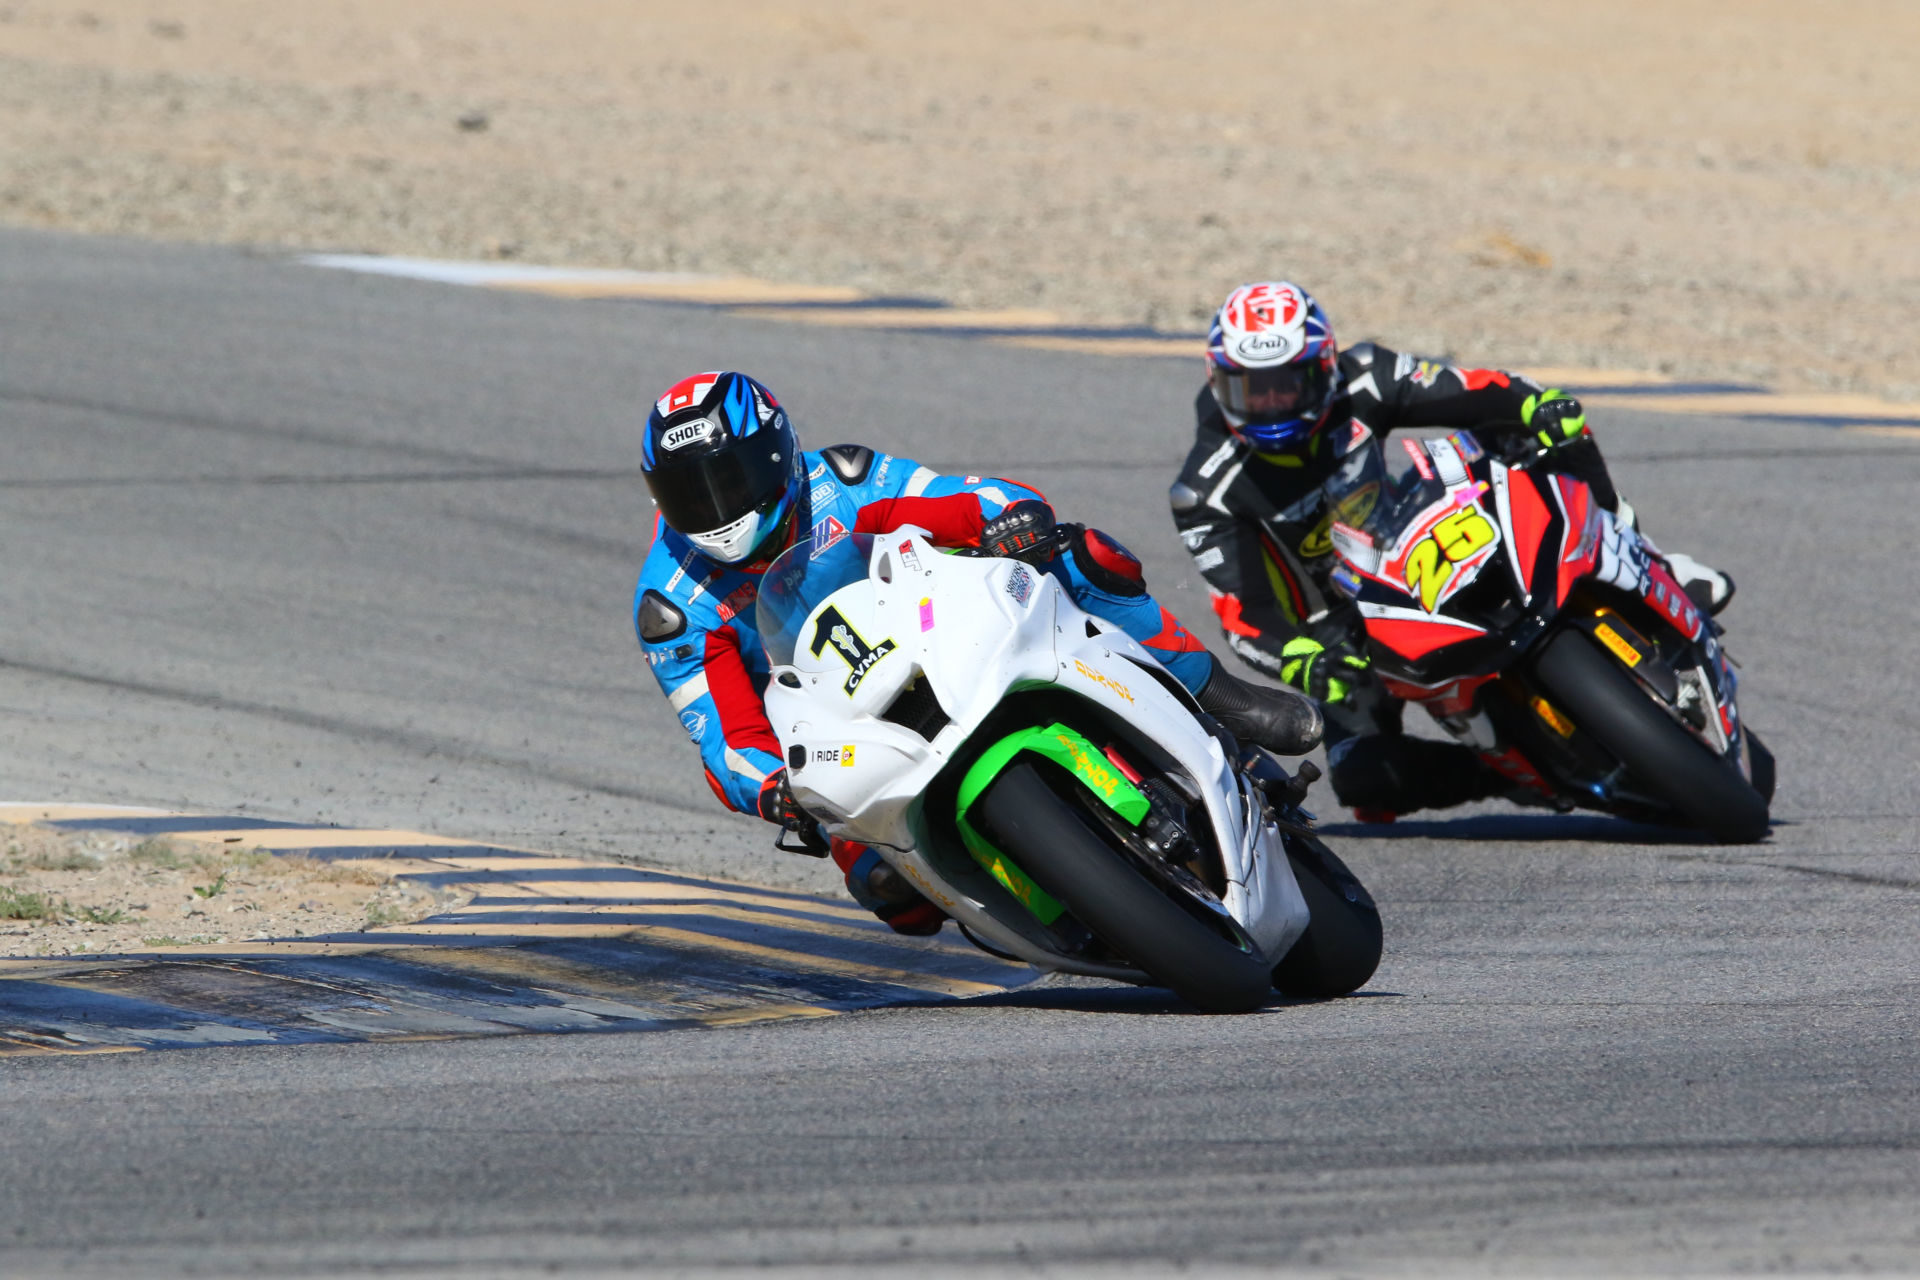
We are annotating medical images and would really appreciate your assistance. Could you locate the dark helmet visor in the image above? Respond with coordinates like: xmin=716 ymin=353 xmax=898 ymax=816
xmin=645 ymin=430 xmax=795 ymax=536
xmin=1209 ymin=357 xmax=1336 ymax=425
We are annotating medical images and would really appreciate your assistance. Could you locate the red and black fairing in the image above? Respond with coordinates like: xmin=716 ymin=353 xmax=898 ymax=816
xmin=1328 ymin=436 xmax=1749 ymax=817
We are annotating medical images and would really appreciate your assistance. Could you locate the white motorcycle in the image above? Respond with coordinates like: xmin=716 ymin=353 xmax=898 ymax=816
xmin=756 ymin=529 xmax=1381 ymax=1013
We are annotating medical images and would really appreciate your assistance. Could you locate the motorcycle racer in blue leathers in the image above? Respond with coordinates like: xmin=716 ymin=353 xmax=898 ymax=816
xmin=634 ymin=370 xmax=1319 ymax=933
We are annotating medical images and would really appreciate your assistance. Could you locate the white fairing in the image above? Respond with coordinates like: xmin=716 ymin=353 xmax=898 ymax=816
xmin=762 ymin=533 xmax=1310 ymax=977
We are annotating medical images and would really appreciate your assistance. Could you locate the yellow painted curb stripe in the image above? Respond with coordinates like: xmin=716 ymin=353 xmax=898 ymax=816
xmin=995 ymin=335 xmax=1200 ymax=358
xmin=386 ymin=919 xmax=1002 ymax=997
xmin=1584 ymin=391 xmax=1920 ymax=422
xmin=0 ymin=804 xmax=1036 ymax=1049
xmin=729 ymin=305 xmax=1066 ymax=331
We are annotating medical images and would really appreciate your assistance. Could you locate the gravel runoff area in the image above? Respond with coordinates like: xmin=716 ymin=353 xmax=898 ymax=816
xmin=2 ymin=0 xmax=1916 ymax=402
xmin=0 ymin=825 xmax=461 ymax=957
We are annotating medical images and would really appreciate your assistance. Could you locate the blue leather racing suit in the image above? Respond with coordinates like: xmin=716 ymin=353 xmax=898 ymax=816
xmin=633 ymin=444 xmax=1212 ymax=823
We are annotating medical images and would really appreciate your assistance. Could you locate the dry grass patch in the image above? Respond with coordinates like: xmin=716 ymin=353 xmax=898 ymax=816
xmin=0 ymin=826 xmax=469 ymax=957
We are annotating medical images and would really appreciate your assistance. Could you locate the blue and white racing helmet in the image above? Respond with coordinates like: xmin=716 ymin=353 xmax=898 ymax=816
xmin=642 ymin=371 xmax=803 ymax=565
xmin=1206 ymin=281 xmax=1341 ymax=452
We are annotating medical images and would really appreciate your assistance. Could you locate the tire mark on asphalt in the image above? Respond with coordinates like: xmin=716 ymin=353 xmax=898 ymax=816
xmin=1662 ymin=852 xmax=1920 ymax=892
xmin=0 ymin=654 xmax=710 ymax=818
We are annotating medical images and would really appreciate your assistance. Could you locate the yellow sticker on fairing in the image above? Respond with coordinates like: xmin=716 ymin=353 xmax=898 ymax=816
xmin=1592 ymin=623 xmax=1642 ymax=668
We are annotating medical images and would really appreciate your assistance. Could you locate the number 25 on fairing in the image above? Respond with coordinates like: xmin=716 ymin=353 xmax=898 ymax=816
xmin=1403 ymin=508 xmax=1497 ymax=611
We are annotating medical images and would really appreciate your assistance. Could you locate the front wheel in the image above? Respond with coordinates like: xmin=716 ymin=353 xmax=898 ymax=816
xmin=1533 ymin=629 xmax=1769 ymax=843
xmin=971 ymin=760 xmax=1274 ymax=1014
xmin=1271 ymin=832 xmax=1383 ymax=999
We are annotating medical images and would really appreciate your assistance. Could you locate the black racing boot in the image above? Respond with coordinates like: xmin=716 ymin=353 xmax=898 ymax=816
xmin=1326 ymin=734 xmax=1505 ymax=820
xmin=1196 ymin=654 xmax=1324 ymax=755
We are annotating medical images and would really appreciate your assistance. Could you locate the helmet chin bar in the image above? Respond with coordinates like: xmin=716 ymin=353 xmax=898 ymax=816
xmin=688 ymin=510 xmax=765 ymax=564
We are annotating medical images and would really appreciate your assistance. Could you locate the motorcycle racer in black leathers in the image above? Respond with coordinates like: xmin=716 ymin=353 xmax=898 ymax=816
xmin=1170 ymin=281 xmax=1734 ymax=820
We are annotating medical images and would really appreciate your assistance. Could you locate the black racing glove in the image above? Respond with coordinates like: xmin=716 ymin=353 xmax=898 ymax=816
xmin=758 ymin=769 xmax=828 ymax=855
xmin=978 ymin=499 xmax=1061 ymax=562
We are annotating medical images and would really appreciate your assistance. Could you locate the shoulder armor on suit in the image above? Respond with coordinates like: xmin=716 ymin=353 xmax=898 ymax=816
xmin=819 ymin=443 xmax=875 ymax=485
xmin=637 ymin=589 xmax=687 ymax=643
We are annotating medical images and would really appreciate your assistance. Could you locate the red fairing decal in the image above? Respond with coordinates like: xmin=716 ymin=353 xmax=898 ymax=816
xmin=1368 ymin=616 xmax=1488 ymax=662
xmin=1504 ymin=468 xmax=1552 ymax=596
xmin=1552 ymin=474 xmax=1597 ymax=605
xmin=1378 ymin=672 xmax=1497 ymax=719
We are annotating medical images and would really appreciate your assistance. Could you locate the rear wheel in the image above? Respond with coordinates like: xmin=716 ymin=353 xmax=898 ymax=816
xmin=972 ymin=760 xmax=1273 ymax=1014
xmin=1533 ymin=629 xmax=1769 ymax=843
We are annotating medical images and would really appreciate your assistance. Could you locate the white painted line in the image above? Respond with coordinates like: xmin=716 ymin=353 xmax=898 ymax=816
xmin=300 ymin=253 xmax=707 ymax=288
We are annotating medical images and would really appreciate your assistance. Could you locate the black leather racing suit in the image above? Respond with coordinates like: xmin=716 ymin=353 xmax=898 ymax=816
xmin=1168 ymin=342 xmax=1620 ymax=815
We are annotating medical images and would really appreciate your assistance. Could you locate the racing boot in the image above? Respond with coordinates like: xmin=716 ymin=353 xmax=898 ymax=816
xmin=1327 ymin=734 xmax=1510 ymax=820
xmin=1614 ymin=501 xmax=1735 ymax=616
xmin=1665 ymin=552 xmax=1736 ymax=616
xmin=831 ymin=838 xmax=945 ymax=936
xmin=1196 ymin=652 xmax=1324 ymax=756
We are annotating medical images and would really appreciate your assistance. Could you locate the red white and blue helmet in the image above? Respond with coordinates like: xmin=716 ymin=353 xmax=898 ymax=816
xmin=642 ymin=371 xmax=803 ymax=565
xmin=1206 ymin=281 xmax=1341 ymax=451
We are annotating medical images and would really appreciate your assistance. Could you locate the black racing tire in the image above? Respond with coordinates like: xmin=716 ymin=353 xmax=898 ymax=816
xmin=1533 ymin=629 xmax=1770 ymax=843
xmin=1271 ymin=834 xmax=1383 ymax=999
xmin=1746 ymin=728 xmax=1776 ymax=805
xmin=972 ymin=760 xmax=1274 ymax=1014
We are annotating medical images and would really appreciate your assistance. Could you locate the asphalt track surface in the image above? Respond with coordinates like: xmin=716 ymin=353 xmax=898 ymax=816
xmin=3 ymin=229 xmax=1918 ymax=1276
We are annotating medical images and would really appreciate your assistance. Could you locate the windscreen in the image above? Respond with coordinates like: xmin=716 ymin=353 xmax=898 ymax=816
xmin=1323 ymin=437 xmax=1447 ymax=546
xmin=755 ymin=533 xmax=878 ymax=667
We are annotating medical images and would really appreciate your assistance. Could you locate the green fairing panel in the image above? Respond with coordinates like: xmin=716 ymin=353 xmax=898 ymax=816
xmin=953 ymin=722 xmax=1151 ymax=925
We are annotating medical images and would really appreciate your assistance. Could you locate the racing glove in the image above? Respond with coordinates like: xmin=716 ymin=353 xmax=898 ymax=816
xmin=757 ymin=770 xmax=828 ymax=855
xmin=979 ymin=499 xmax=1061 ymax=562
xmin=1519 ymin=389 xmax=1621 ymax=511
xmin=1279 ymin=636 xmax=1371 ymax=705
xmin=1521 ymin=389 xmax=1589 ymax=450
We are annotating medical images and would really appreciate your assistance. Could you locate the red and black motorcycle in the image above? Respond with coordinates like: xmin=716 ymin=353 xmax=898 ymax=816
xmin=1324 ymin=430 xmax=1772 ymax=842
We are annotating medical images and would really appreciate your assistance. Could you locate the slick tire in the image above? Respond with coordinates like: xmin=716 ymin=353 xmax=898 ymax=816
xmin=1271 ymin=834 xmax=1383 ymax=999
xmin=1746 ymin=728 xmax=1777 ymax=805
xmin=974 ymin=760 xmax=1273 ymax=1014
xmin=1534 ymin=629 xmax=1770 ymax=843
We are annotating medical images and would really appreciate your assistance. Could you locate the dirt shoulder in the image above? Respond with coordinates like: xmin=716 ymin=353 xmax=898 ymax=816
xmin=0 ymin=824 xmax=464 ymax=957
xmin=2 ymin=0 xmax=1915 ymax=399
